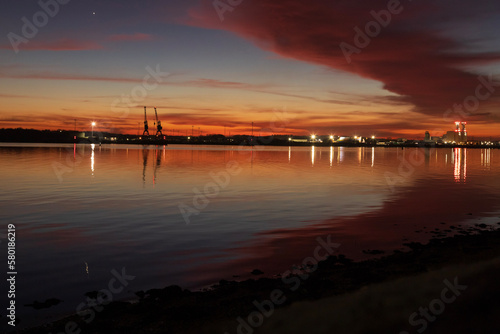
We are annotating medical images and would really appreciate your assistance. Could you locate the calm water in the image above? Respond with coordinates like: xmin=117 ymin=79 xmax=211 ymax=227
xmin=1 ymin=144 xmax=499 ymax=328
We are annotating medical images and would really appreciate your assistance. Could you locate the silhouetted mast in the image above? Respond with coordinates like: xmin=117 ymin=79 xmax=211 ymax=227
xmin=143 ymin=106 xmax=149 ymax=136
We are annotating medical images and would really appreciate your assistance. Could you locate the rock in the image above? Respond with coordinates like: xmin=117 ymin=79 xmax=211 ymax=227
xmin=362 ymin=249 xmax=385 ymax=255
xmin=25 ymin=298 xmax=62 ymax=310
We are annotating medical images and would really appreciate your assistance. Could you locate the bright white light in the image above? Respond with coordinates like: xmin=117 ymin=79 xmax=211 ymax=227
xmin=91 ymin=122 xmax=96 ymax=126
xmin=91 ymin=144 xmax=95 ymax=173
xmin=311 ymin=135 xmax=316 ymax=140
xmin=371 ymin=135 xmax=375 ymax=139
xmin=329 ymin=135 xmax=334 ymax=139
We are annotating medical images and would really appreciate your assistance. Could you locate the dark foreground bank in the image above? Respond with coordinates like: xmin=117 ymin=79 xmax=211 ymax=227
xmin=14 ymin=225 xmax=500 ymax=334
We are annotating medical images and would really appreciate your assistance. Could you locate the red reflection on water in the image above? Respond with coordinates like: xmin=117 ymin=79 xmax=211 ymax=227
xmin=2 ymin=145 xmax=499 ymax=291
xmin=187 ymin=173 xmax=500 ymax=288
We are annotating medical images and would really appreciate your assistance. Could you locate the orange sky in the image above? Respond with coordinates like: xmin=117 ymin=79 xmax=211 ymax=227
xmin=2 ymin=0 xmax=500 ymax=139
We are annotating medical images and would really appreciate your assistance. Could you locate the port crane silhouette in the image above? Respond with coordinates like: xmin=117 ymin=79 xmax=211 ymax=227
xmin=143 ymin=106 xmax=149 ymax=136
xmin=154 ymin=107 xmax=162 ymax=137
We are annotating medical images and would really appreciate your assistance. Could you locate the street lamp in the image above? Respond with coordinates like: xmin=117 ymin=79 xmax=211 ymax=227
xmin=91 ymin=122 xmax=96 ymax=138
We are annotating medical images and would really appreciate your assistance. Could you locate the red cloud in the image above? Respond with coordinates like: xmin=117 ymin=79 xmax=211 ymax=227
xmin=188 ymin=0 xmax=500 ymax=118
xmin=108 ymin=33 xmax=154 ymax=42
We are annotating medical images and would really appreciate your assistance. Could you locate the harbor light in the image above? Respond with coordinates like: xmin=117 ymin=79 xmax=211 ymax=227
xmin=311 ymin=135 xmax=316 ymax=140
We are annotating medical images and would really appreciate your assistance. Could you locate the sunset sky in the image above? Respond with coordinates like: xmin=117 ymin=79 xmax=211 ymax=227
xmin=1 ymin=0 xmax=500 ymax=138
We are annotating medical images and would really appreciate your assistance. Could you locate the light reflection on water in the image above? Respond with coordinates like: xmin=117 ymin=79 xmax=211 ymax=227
xmin=0 ymin=143 xmax=499 ymax=328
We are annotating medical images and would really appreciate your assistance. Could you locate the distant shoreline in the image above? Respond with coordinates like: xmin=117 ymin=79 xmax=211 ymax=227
xmin=1 ymin=128 xmax=499 ymax=148
xmin=0 ymin=141 xmax=499 ymax=149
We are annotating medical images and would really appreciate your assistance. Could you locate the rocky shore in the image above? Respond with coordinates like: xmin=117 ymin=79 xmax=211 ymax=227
xmin=15 ymin=224 xmax=500 ymax=334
